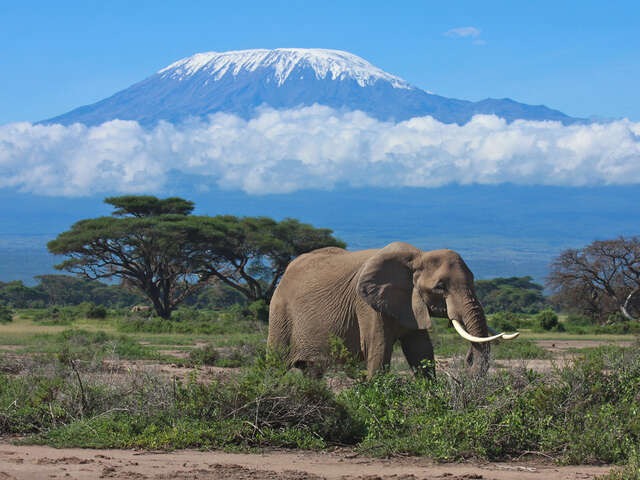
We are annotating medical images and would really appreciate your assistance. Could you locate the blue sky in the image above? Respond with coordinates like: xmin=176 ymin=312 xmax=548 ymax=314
xmin=2 ymin=0 xmax=639 ymax=124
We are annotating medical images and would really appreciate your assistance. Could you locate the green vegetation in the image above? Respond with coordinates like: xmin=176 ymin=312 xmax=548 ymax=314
xmin=0 ymin=276 xmax=249 ymax=311
xmin=4 ymin=229 xmax=640 ymax=471
xmin=548 ymin=236 xmax=640 ymax=323
xmin=474 ymin=276 xmax=548 ymax=314
xmin=1 ymin=342 xmax=639 ymax=465
xmin=47 ymin=195 xmax=345 ymax=318
xmin=344 ymin=344 xmax=640 ymax=463
xmin=0 ymin=304 xmax=13 ymax=323
xmin=536 ymin=309 xmax=562 ymax=331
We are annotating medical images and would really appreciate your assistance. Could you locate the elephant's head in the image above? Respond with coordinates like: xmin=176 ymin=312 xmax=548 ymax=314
xmin=356 ymin=242 xmax=518 ymax=375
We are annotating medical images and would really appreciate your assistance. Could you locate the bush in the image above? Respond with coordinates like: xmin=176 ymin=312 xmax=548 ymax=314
xmin=248 ymin=300 xmax=269 ymax=323
xmin=187 ymin=344 xmax=219 ymax=366
xmin=3 ymin=340 xmax=640 ymax=464
xmin=32 ymin=307 xmax=77 ymax=325
xmin=86 ymin=304 xmax=107 ymax=319
xmin=0 ymin=304 xmax=13 ymax=323
xmin=537 ymin=309 xmax=559 ymax=331
xmin=117 ymin=306 xmax=261 ymax=335
xmin=490 ymin=312 xmax=521 ymax=331
xmin=2 ymin=353 xmax=363 ymax=450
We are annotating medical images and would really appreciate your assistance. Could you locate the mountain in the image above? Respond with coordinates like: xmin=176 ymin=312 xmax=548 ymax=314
xmin=42 ymin=48 xmax=581 ymax=126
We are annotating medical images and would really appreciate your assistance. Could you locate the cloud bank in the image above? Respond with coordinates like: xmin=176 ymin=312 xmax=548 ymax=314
xmin=1 ymin=106 xmax=639 ymax=196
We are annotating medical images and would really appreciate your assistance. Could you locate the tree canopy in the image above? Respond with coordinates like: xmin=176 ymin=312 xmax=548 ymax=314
xmin=474 ymin=276 xmax=547 ymax=314
xmin=547 ymin=236 xmax=640 ymax=322
xmin=188 ymin=215 xmax=346 ymax=303
xmin=47 ymin=196 xmax=345 ymax=318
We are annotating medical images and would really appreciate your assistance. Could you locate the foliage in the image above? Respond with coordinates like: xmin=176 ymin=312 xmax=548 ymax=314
xmin=474 ymin=276 xmax=548 ymax=314
xmin=536 ymin=309 xmax=560 ymax=331
xmin=490 ymin=311 xmax=523 ymax=331
xmin=247 ymin=300 xmax=269 ymax=323
xmin=187 ymin=343 xmax=219 ymax=366
xmin=87 ymin=304 xmax=107 ymax=319
xmin=0 ymin=280 xmax=48 ymax=308
xmin=186 ymin=339 xmax=265 ymax=368
xmin=0 ymin=275 xmax=244 ymax=311
xmin=2 ymin=340 xmax=640 ymax=463
xmin=186 ymin=215 xmax=345 ymax=303
xmin=548 ymin=236 xmax=640 ymax=322
xmin=35 ymin=274 xmax=144 ymax=307
xmin=598 ymin=448 xmax=640 ymax=479
xmin=47 ymin=196 xmax=344 ymax=317
xmin=182 ymin=281 xmax=246 ymax=309
xmin=2 ymin=353 xmax=362 ymax=450
xmin=0 ymin=303 xmax=13 ymax=323
xmin=328 ymin=336 xmax=366 ymax=380
xmin=341 ymin=345 xmax=640 ymax=462
xmin=116 ymin=306 xmax=261 ymax=335
xmin=47 ymin=196 xmax=208 ymax=319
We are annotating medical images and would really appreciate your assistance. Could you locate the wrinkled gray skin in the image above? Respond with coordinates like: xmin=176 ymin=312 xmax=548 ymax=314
xmin=268 ymin=242 xmax=491 ymax=379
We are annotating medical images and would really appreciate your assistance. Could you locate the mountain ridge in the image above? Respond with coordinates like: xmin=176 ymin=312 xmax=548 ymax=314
xmin=42 ymin=48 xmax=583 ymax=127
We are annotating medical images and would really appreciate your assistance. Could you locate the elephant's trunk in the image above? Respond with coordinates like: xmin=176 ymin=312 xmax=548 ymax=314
xmin=457 ymin=290 xmax=491 ymax=375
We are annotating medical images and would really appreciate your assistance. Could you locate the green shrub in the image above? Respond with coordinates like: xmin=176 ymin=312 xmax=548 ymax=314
xmin=3 ymin=340 xmax=640 ymax=464
xmin=187 ymin=344 xmax=219 ymax=366
xmin=536 ymin=309 xmax=559 ymax=331
xmin=490 ymin=312 xmax=521 ymax=331
xmin=4 ymin=353 xmax=363 ymax=450
xmin=248 ymin=300 xmax=269 ymax=323
xmin=32 ymin=306 xmax=77 ymax=325
xmin=86 ymin=304 xmax=107 ymax=319
xmin=0 ymin=304 xmax=13 ymax=323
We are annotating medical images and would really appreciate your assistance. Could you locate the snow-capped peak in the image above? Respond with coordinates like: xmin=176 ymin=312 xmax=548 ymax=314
xmin=158 ymin=48 xmax=413 ymax=89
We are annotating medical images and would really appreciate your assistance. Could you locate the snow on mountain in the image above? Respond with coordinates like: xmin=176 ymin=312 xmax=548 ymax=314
xmin=42 ymin=48 xmax=582 ymax=127
xmin=158 ymin=48 xmax=412 ymax=89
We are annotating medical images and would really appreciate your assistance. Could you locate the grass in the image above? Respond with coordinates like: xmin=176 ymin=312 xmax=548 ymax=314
xmin=2 ymin=343 xmax=640 ymax=465
xmin=2 ymin=306 xmax=639 ymax=469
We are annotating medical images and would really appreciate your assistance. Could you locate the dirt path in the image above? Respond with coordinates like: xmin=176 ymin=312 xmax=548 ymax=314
xmin=0 ymin=444 xmax=617 ymax=480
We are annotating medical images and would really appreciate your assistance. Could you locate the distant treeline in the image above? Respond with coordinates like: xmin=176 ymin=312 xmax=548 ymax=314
xmin=474 ymin=276 xmax=548 ymax=314
xmin=1 ymin=273 xmax=546 ymax=314
xmin=0 ymin=275 xmax=245 ymax=310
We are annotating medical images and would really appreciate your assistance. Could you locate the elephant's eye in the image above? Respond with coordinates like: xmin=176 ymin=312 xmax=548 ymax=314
xmin=432 ymin=281 xmax=446 ymax=294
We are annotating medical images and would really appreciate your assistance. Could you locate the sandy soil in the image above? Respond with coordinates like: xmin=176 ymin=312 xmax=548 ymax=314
xmin=0 ymin=443 xmax=618 ymax=480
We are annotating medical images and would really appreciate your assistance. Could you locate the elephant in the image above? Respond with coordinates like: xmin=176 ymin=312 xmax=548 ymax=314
xmin=267 ymin=242 xmax=518 ymax=378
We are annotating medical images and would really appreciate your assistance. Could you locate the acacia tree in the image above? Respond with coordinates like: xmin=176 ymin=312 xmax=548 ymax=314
xmin=48 ymin=196 xmax=346 ymax=317
xmin=47 ymin=196 xmax=207 ymax=319
xmin=547 ymin=236 xmax=640 ymax=322
xmin=189 ymin=215 xmax=346 ymax=303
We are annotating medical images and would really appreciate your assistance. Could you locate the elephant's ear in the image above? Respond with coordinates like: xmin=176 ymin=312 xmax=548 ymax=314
xmin=356 ymin=242 xmax=431 ymax=330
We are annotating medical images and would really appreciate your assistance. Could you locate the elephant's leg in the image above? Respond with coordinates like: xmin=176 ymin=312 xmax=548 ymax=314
xmin=362 ymin=314 xmax=396 ymax=379
xmin=266 ymin=300 xmax=294 ymax=366
xmin=365 ymin=343 xmax=394 ymax=378
xmin=400 ymin=330 xmax=435 ymax=378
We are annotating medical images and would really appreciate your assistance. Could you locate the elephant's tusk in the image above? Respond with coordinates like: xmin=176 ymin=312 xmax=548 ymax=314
xmin=452 ymin=319 xmax=504 ymax=343
xmin=488 ymin=325 xmax=520 ymax=340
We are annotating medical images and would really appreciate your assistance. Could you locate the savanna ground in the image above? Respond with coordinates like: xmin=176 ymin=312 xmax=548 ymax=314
xmin=1 ymin=308 xmax=639 ymax=479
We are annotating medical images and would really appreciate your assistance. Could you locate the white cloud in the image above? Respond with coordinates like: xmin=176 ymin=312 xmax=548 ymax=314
xmin=1 ymin=106 xmax=639 ymax=196
xmin=444 ymin=26 xmax=481 ymax=38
